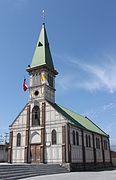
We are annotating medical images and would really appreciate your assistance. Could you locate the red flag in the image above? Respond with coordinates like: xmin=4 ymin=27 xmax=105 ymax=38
xmin=23 ymin=79 xmax=28 ymax=91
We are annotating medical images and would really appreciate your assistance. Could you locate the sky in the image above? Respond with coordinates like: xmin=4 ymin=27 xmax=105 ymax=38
xmin=0 ymin=0 xmax=116 ymax=145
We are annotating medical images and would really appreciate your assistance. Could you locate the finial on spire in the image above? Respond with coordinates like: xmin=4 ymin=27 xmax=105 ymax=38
xmin=42 ymin=10 xmax=45 ymax=24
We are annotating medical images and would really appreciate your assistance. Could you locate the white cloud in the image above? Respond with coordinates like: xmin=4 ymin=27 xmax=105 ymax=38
xmin=103 ymin=102 xmax=116 ymax=111
xmin=56 ymin=54 xmax=116 ymax=93
xmin=83 ymin=109 xmax=98 ymax=119
xmin=84 ymin=101 xmax=116 ymax=119
xmin=71 ymin=58 xmax=116 ymax=93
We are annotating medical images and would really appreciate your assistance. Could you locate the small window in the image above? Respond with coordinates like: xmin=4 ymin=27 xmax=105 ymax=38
xmin=32 ymin=106 xmax=40 ymax=126
xmin=34 ymin=90 xmax=39 ymax=96
xmin=38 ymin=42 xmax=43 ymax=47
xmin=52 ymin=129 xmax=57 ymax=145
xmin=73 ymin=130 xmax=75 ymax=145
xmin=76 ymin=131 xmax=79 ymax=146
xmin=17 ymin=133 xmax=21 ymax=147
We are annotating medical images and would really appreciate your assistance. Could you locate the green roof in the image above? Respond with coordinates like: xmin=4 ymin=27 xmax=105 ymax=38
xmin=30 ymin=23 xmax=54 ymax=70
xmin=50 ymin=102 xmax=108 ymax=136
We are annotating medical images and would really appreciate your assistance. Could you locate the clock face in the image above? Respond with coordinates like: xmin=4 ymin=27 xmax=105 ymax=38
xmin=34 ymin=90 xmax=39 ymax=96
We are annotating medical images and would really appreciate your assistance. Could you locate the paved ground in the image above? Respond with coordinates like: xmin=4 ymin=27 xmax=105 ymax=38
xmin=23 ymin=170 xmax=116 ymax=180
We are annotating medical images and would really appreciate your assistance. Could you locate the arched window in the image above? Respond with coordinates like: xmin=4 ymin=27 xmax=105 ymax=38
xmin=88 ymin=135 xmax=91 ymax=147
xmin=104 ymin=140 xmax=108 ymax=150
xmin=98 ymin=138 xmax=100 ymax=149
xmin=86 ymin=134 xmax=88 ymax=147
xmin=17 ymin=133 xmax=21 ymax=147
xmin=96 ymin=137 xmax=98 ymax=148
xmin=76 ymin=131 xmax=79 ymax=146
xmin=73 ymin=130 xmax=75 ymax=145
xmin=96 ymin=137 xmax=100 ymax=149
xmin=86 ymin=134 xmax=91 ymax=147
xmin=52 ymin=129 xmax=57 ymax=145
xmin=32 ymin=106 xmax=40 ymax=126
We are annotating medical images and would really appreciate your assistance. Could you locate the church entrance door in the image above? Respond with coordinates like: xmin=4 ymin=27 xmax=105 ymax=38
xmin=31 ymin=144 xmax=40 ymax=163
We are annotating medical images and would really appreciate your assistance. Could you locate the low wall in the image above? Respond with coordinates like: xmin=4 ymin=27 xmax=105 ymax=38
xmin=0 ymin=145 xmax=8 ymax=162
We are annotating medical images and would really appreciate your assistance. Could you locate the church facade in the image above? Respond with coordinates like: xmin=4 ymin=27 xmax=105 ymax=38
xmin=8 ymin=23 xmax=112 ymax=170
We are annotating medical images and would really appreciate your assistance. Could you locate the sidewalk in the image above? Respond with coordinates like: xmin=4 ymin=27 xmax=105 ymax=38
xmin=22 ymin=170 xmax=116 ymax=180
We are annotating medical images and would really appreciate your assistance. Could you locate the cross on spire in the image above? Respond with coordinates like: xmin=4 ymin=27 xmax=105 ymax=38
xmin=42 ymin=10 xmax=45 ymax=24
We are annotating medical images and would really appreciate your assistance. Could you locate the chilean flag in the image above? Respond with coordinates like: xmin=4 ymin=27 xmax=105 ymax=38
xmin=23 ymin=79 xmax=28 ymax=91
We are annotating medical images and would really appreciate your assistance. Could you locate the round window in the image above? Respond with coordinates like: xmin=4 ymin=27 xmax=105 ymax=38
xmin=34 ymin=91 xmax=39 ymax=96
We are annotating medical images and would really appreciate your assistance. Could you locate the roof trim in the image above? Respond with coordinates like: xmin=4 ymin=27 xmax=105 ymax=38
xmin=48 ymin=101 xmax=108 ymax=137
xmin=9 ymin=103 xmax=29 ymax=127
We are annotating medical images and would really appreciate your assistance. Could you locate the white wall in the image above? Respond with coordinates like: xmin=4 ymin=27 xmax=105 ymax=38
xmin=45 ymin=102 xmax=67 ymax=163
xmin=70 ymin=127 xmax=83 ymax=163
xmin=11 ymin=105 xmax=27 ymax=163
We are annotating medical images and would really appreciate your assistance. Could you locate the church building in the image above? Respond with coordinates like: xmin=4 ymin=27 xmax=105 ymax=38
xmin=8 ymin=22 xmax=112 ymax=170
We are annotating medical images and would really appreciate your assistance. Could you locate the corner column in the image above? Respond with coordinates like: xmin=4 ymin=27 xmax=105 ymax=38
xmin=40 ymin=102 xmax=46 ymax=163
xmin=92 ymin=133 xmax=96 ymax=165
xmin=67 ymin=124 xmax=71 ymax=163
xmin=24 ymin=105 xmax=31 ymax=163
xmin=81 ymin=130 xmax=86 ymax=167
xmin=101 ymin=136 xmax=105 ymax=165
xmin=62 ymin=125 xmax=66 ymax=163
xmin=108 ymin=138 xmax=112 ymax=166
xmin=8 ymin=131 xmax=13 ymax=163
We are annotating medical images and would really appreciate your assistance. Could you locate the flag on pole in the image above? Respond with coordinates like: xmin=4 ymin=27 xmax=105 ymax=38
xmin=40 ymin=72 xmax=49 ymax=85
xmin=23 ymin=79 xmax=28 ymax=91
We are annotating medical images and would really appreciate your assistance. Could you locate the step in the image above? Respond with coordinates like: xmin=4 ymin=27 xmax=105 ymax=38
xmin=0 ymin=164 xmax=69 ymax=179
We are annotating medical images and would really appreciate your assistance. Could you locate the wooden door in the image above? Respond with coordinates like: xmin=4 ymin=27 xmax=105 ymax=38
xmin=31 ymin=145 xmax=40 ymax=163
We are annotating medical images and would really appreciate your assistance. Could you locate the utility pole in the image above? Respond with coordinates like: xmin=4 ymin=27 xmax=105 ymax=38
xmin=4 ymin=132 xmax=9 ymax=144
xmin=0 ymin=132 xmax=9 ymax=144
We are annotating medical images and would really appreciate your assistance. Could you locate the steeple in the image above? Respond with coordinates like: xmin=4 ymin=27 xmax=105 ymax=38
xmin=27 ymin=22 xmax=58 ymax=103
xmin=28 ymin=23 xmax=57 ymax=75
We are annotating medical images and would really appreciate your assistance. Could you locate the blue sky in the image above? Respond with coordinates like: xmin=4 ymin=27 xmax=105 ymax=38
xmin=0 ymin=0 xmax=116 ymax=145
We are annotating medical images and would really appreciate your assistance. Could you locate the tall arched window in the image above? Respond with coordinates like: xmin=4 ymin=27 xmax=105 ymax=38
xmin=86 ymin=134 xmax=88 ymax=147
xmin=86 ymin=134 xmax=91 ymax=147
xmin=32 ymin=106 xmax=40 ymax=126
xmin=96 ymin=137 xmax=100 ymax=149
xmin=88 ymin=135 xmax=91 ymax=147
xmin=76 ymin=131 xmax=79 ymax=146
xmin=52 ymin=129 xmax=57 ymax=145
xmin=17 ymin=133 xmax=21 ymax=147
xmin=104 ymin=140 xmax=108 ymax=150
xmin=73 ymin=130 xmax=75 ymax=145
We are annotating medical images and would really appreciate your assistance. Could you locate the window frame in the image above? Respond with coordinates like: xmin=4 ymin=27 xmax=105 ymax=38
xmin=51 ymin=129 xmax=57 ymax=145
xmin=72 ymin=130 xmax=75 ymax=145
xmin=17 ymin=133 xmax=21 ymax=147
xmin=76 ymin=131 xmax=79 ymax=146
xmin=32 ymin=105 xmax=40 ymax=127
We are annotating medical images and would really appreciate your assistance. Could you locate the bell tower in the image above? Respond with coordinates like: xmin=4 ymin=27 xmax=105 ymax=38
xmin=27 ymin=23 xmax=58 ymax=103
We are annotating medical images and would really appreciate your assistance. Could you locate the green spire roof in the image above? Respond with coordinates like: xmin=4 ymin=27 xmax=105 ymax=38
xmin=30 ymin=23 xmax=55 ymax=70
